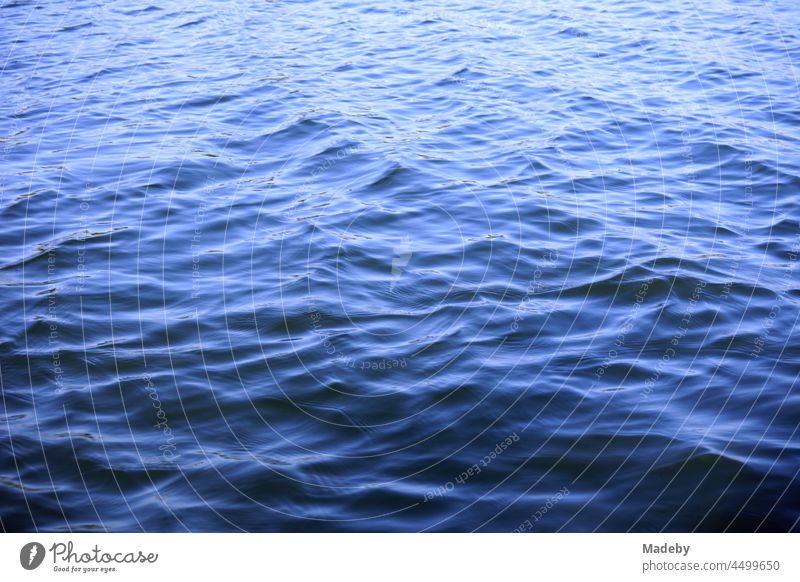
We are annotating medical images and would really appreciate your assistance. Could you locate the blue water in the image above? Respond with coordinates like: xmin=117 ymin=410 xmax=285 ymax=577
xmin=2 ymin=0 xmax=799 ymax=532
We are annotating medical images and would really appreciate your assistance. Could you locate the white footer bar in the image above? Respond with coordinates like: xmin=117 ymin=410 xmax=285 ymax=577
xmin=1 ymin=533 xmax=796 ymax=581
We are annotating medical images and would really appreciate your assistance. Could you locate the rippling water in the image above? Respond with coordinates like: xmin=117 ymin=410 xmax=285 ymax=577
xmin=2 ymin=0 xmax=799 ymax=532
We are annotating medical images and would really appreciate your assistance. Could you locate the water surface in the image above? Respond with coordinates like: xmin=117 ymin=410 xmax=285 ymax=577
xmin=1 ymin=0 xmax=799 ymax=531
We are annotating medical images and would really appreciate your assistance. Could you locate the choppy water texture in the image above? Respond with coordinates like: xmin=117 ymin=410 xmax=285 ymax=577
xmin=1 ymin=0 xmax=800 ymax=532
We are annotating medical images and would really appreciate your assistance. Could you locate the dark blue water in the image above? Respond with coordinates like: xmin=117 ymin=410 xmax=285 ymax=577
xmin=2 ymin=0 xmax=799 ymax=532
